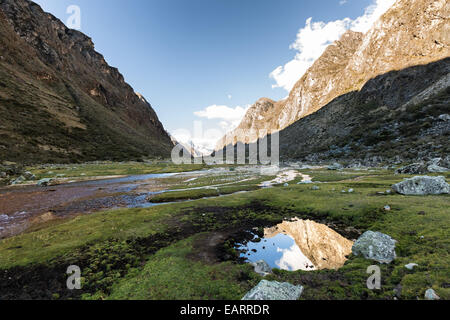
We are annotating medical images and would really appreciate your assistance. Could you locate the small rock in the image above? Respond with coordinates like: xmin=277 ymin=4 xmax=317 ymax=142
xmin=348 ymin=188 xmax=354 ymax=193
xmin=250 ymin=260 xmax=273 ymax=277
xmin=424 ymin=289 xmax=440 ymax=300
xmin=341 ymin=190 xmax=347 ymax=193
xmin=10 ymin=176 xmax=25 ymax=185
xmin=395 ymin=163 xmax=427 ymax=175
xmin=311 ymin=186 xmax=320 ymax=190
xmin=386 ymin=190 xmax=392 ymax=194
xmin=392 ymin=176 xmax=450 ymax=195
xmin=352 ymin=231 xmax=397 ymax=264
xmin=384 ymin=205 xmax=391 ymax=211
xmin=242 ymin=280 xmax=303 ymax=300
xmin=393 ymin=284 xmax=402 ymax=299
xmin=37 ymin=178 xmax=54 ymax=187
xmin=438 ymin=114 xmax=450 ymax=121
xmin=283 ymin=183 xmax=289 ymax=187
xmin=427 ymin=164 xmax=448 ymax=173
xmin=405 ymin=263 xmax=418 ymax=270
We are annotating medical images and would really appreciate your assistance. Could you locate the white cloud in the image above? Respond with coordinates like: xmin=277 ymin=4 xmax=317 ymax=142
xmin=194 ymin=104 xmax=250 ymax=134
xmin=270 ymin=0 xmax=396 ymax=92
xmin=227 ymin=94 xmax=232 ymax=100
xmin=339 ymin=0 xmax=348 ymax=5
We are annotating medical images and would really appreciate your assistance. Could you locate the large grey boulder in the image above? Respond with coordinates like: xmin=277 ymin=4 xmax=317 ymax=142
xmin=352 ymin=231 xmax=397 ymax=264
xmin=242 ymin=280 xmax=303 ymax=301
xmin=395 ymin=163 xmax=427 ymax=175
xmin=392 ymin=176 xmax=450 ymax=195
xmin=250 ymin=260 xmax=272 ymax=277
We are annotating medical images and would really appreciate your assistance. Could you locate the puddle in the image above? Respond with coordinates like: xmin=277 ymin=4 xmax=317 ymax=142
xmin=236 ymin=218 xmax=354 ymax=271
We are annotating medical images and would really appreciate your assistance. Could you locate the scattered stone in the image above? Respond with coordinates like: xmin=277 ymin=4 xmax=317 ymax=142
xmin=341 ymin=190 xmax=347 ymax=193
xmin=250 ymin=260 xmax=273 ymax=277
xmin=23 ymin=171 xmax=36 ymax=180
xmin=352 ymin=231 xmax=397 ymax=264
xmin=10 ymin=175 xmax=25 ymax=185
xmin=393 ymin=284 xmax=402 ymax=299
xmin=37 ymin=178 xmax=54 ymax=187
xmin=395 ymin=163 xmax=427 ymax=175
xmin=392 ymin=176 xmax=450 ymax=195
xmin=438 ymin=114 xmax=450 ymax=121
xmin=384 ymin=205 xmax=391 ymax=211
xmin=242 ymin=280 xmax=303 ymax=300
xmin=297 ymin=180 xmax=313 ymax=184
xmin=311 ymin=186 xmax=320 ymax=190
xmin=405 ymin=263 xmax=418 ymax=270
xmin=348 ymin=188 xmax=354 ymax=193
xmin=328 ymin=163 xmax=343 ymax=171
xmin=284 ymin=183 xmax=289 ymax=187
xmin=386 ymin=190 xmax=392 ymax=194
xmin=424 ymin=289 xmax=440 ymax=300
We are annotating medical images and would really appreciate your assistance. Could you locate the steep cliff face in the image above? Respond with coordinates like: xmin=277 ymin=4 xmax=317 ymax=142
xmin=278 ymin=58 xmax=450 ymax=163
xmin=0 ymin=0 xmax=173 ymax=164
xmin=218 ymin=0 xmax=450 ymax=150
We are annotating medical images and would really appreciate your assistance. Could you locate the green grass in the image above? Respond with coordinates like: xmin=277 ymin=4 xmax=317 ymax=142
xmin=0 ymin=169 xmax=448 ymax=300
xmin=27 ymin=161 xmax=209 ymax=179
xmin=106 ymin=235 xmax=259 ymax=300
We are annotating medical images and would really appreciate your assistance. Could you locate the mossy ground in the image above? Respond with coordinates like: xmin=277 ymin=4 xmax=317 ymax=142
xmin=0 ymin=165 xmax=448 ymax=300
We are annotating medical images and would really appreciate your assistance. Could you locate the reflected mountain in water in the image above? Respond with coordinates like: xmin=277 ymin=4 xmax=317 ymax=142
xmin=239 ymin=219 xmax=354 ymax=271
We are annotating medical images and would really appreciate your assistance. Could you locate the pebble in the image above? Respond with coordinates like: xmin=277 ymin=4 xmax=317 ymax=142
xmin=405 ymin=263 xmax=418 ymax=270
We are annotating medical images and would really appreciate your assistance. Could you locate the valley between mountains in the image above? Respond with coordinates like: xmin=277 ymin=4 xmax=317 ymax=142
xmin=0 ymin=0 xmax=449 ymax=301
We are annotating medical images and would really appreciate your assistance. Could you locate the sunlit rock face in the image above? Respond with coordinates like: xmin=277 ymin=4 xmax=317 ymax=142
xmin=264 ymin=219 xmax=354 ymax=270
xmin=217 ymin=0 xmax=450 ymax=150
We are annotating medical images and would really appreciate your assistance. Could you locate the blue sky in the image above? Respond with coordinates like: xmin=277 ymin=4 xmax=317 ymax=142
xmin=33 ymin=0 xmax=394 ymax=151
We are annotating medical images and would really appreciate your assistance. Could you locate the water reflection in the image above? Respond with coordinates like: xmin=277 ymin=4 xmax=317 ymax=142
xmin=237 ymin=219 xmax=353 ymax=271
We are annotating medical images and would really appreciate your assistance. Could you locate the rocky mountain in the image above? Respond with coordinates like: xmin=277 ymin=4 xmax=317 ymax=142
xmin=217 ymin=0 xmax=450 ymax=152
xmin=0 ymin=0 xmax=173 ymax=164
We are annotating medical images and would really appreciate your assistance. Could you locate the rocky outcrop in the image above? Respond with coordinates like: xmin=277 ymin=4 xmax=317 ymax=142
xmin=217 ymin=0 xmax=450 ymax=157
xmin=242 ymin=280 xmax=303 ymax=300
xmin=352 ymin=231 xmax=397 ymax=264
xmin=392 ymin=176 xmax=450 ymax=195
xmin=0 ymin=0 xmax=173 ymax=163
xmin=396 ymin=158 xmax=449 ymax=174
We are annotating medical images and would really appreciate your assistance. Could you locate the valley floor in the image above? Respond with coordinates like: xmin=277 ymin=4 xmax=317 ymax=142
xmin=0 ymin=162 xmax=448 ymax=300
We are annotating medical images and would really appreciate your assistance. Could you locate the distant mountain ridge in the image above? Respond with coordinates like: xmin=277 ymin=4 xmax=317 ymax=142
xmin=0 ymin=0 xmax=173 ymax=164
xmin=217 ymin=0 xmax=450 ymax=150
